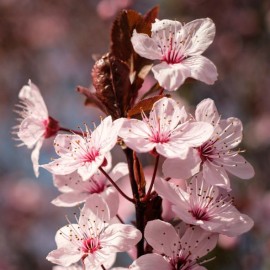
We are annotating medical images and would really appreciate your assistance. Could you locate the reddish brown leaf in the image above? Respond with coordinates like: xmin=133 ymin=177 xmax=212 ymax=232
xmin=127 ymin=94 xmax=169 ymax=119
xmin=91 ymin=53 xmax=132 ymax=119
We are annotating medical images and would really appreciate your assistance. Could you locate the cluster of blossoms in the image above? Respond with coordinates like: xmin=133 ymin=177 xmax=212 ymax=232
xmin=15 ymin=7 xmax=254 ymax=270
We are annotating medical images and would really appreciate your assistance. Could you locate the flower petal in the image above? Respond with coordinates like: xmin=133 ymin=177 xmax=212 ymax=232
xmin=46 ymin=247 xmax=81 ymax=267
xmin=184 ymin=18 xmax=216 ymax=56
xmin=145 ymin=220 xmax=179 ymax=257
xmin=102 ymin=223 xmax=142 ymax=252
xmin=31 ymin=139 xmax=43 ymax=177
xmin=131 ymin=30 xmax=162 ymax=60
xmin=195 ymin=98 xmax=220 ymax=126
xmin=162 ymin=148 xmax=201 ymax=179
xmin=152 ymin=62 xmax=191 ymax=91
xmin=223 ymin=155 xmax=255 ymax=179
xmin=130 ymin=253 xmax=171 ymax=270
xmin=182 ymin=55 xmax=218 ymax=85
xmin=52 ymin=192 xmax=88 ymax=207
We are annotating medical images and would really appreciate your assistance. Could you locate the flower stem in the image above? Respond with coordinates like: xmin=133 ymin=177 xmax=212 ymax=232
xmin=101 ymin=265 xmax=106 ymax=270
xmin=124 ymin=148 xmax=145 ymax=257
xmin=59 ymin=127 xmax=84 ymax=136
xmin=116 ymin=214 xmax=124 ymax=224
xmin=99 ymin=167 xmax=135 ymax=204
xmin=145 ymin=154 xmax=160 ymax=200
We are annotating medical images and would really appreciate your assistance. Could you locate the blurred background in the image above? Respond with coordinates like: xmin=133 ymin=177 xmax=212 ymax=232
xmin=0 ymin=0 xmax=270 ymax=269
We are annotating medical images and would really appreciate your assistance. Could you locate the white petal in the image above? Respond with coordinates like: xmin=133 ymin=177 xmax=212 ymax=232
xmin=101 ymin=187 xmax=119 ymax=218
xmin=46 ymin=247 xmax=81 ymax=267
xmin=31 ymin=139 xmax=43 ymax=177
xmin=152 ymin=62 xmax=191 ymax=91
xmin=182 ymin=56 xmax=218 ymax=85
xmin=154 ymin=178 xmax=189 ymax=207
xmin=102 ymin=223 xmax=141 ymax=252
xmin=195 ymin=98 xmax=220 ymax=125
xmin=18 ymin=117 xmax=46 ymax=148
xmin=224 ymin=155 xmax=255 ymax=179
xmin=203 ymin=162 xmax=231 ymax=190
xmin=52 ymin=192 xmax=88 ymax=207
xmin=145 ymin=220 xmax=179 ymax=257
xmin=81 ymin=194 xmax=110 ymax=224
xmin=172 ymin=121 xmax=214 ymax=147
xmin=184 ymin=18 xmax=216 ymax=55
xmin=19 ymin=80 xmax=48 ymax=118
xmin=162 ymin=148 xmax=201 ymax=179
xmin=130 ymin=253 xmax=171 ymax=270
xmin=131 ymin=30 xmax=162 ymax=60
xmin=109 ymin=162 xmax=129 ymax=181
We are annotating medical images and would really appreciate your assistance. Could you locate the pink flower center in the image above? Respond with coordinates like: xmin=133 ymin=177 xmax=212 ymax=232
xmin=190 ymin=206 xmax=210 ymax=221
xmin=82 ymin=238 xmax=101 ymax=254
xmin=83 ymin=148 xmax=100 ymax=163
xmin=150 ymin=132 xmax=170 ymax=143
xmin=198 ymin=140 xmax=216 ymax=162
xmin=43 ymin=116 xmax=59 ymax=138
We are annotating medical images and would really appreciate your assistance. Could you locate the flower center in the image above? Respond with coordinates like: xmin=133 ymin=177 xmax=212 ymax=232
xmin=82 ymin=237 xmax=101 ymax=254
xmin=150 ymin=132 xmax=170 ymax=143
xmin=190 ymin=206 xmax=210 ymax=221
xmin=198 ymin=140 xmax=215 ymax=162
xmin=83 ymin=148 xmax=100 ymax=163
xmin=43 ymin=116 xmax=59 ymax=138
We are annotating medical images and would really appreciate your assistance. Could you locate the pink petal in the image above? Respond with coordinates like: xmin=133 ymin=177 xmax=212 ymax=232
xmin=152 ymin=62 xmax=191 ymax=91
xmin=46 ymin=247 xmax=81 ymax=267
xmin=184 ymin=18 xmax=216 ymax=56
xmin=53 ymin=171 xmax=83 ymax=192
xmin=162 ymin=148 xmax=201 ymax=179
xmin=101 ymin=187 xmax=119 ymax=218
xmin=180 ymin=226 xmax=218 ymax=258
xmin=52 ymin=192 xmax=88 ymax=207
xmin=55 ymin=224 xmax=80 ymax=248
xmin=195 ymin=98 xmax=220 ymax=125
xmin=154 ymin=178 xmax=189 ymax=207
xmin=203 ymin=162 xmax=231 ymax=190
xmin=102 ymin=223 xmax=142 ymax=252
xmin=31 ymin=139 xmax=43 ymax=177
xmin=224 ymin=155 xmax=255 ymax=179
xmin=18 ymin=117 xmax=46 ymax=147
xmin=131 ymin=30 xmax=162 ymax=60
xmin=156 ymin=141 xmax=189 ymax=158
xmin=150 ymin=97 xmax=183 ymax=131
xmin=53 ymin=134 xmax=83 ymax=157
xmin=219 ymin=213 xmax=254 ymax=237
xmin=41 ymin=157 xmax=80 ymax=175
xmin=218 ymin=118 xmax=243 ymax=148
xmin=182 ymin=55 xmax=218 ymax=85
xmin=144 ymin=220 xmax=179 ymax=257
xmin=81 ymin=194 xmax=110 ymax=224
xmin=109 ymin=162 xmax=129 ymax=181
xmin=130 ymin=253 xmax=171 ymax=270
xmin=19 ymin=80 xmax=48 ymax=117
xmin=172 ymin=121 xmax=214 ymax=147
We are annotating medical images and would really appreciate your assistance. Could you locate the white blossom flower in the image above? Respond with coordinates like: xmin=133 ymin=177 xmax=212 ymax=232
xmin=155 ymin=174 xmax=254 ymax=236
xmin=14 ymin=80 xmax=59 ymax=177
xmin=163 ymin=98 xmax=255 ymax=190
xmin=119 ymin=97 xmax=213 ymax=159
xmin=41 ymin=116 xmax=123 ymax=180
xmin=130 ymin=219 xmax=218 ymax=270
xmin=131 ymin=18 xmax=218 ymax=91
xmin=52 ymin=162 xmax=128 ymax=217
xmin=47 ymin=194 xmax=141 ymax=268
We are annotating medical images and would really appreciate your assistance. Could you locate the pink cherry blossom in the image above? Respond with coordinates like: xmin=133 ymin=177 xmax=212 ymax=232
xmin=52 ymin=162 xmax=128 ymax=216
xmin=47 ymin=194 xmax=141 ymax=268
xmin=130 ymin=219 xmax=218 ymax=270
xmin=163 ymin=98 xmax=255 ymax=190
xmin=119 ymin=97 xmax=213 ymax=159
xmin=131 ymin=18 xmax=218 ymax=91
xmin=155 ymin=174 xmax=254 ymax=237
xmin=41 ymin=116 xmax=123 ymax=180
xmin=14 ymin=80 xmax=59 ymax=177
